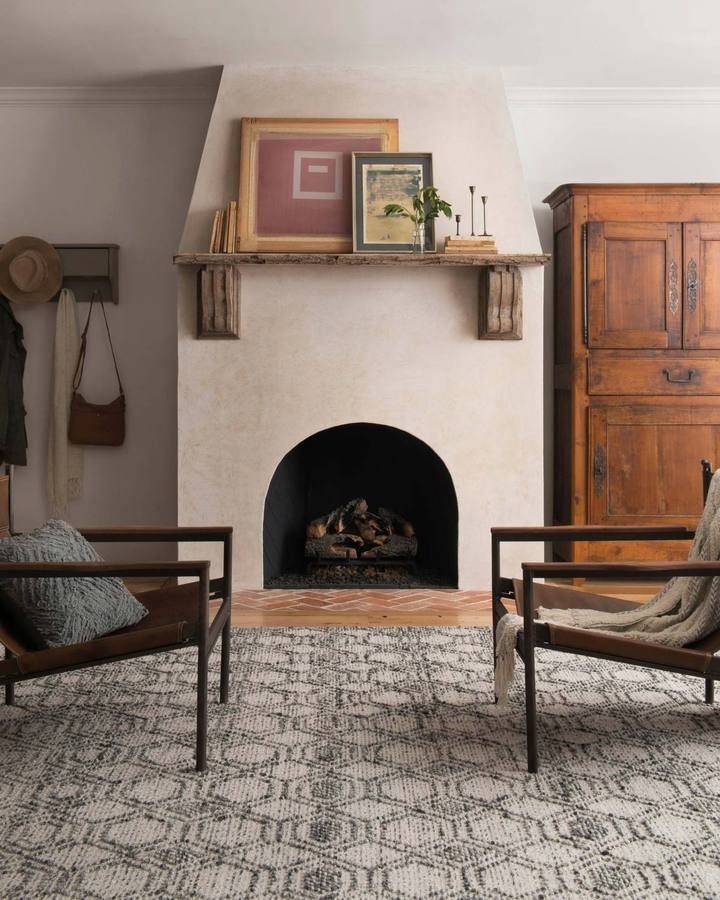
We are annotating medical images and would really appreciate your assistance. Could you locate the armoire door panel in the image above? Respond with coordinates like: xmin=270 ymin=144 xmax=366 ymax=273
xmin=587 ymin=221 xmax=681 ymax=349
xmin=605 ymin=238 xmax=666 ymax=332
xmin=589 ymin=404 xmax=719 ymax=526
xmin=683 ymin=223 xmax=720 ymax=349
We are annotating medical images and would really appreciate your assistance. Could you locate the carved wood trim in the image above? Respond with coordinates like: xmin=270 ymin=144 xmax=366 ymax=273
xmin=478 ymin=265 xmax=523 ymax=340
xmin=687 ymin=258 xmax=699 ymax=313
xmin=593 ymin=443 xmax=606 ymax=496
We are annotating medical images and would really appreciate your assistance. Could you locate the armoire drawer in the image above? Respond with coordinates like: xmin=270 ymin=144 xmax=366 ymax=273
xmin=588 ymin=358 xmax=720 ymax=395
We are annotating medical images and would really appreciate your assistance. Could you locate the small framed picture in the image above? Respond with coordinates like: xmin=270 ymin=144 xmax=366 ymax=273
xmin=352 ymin=152 xmax=434 ymax=253
xmin=237 ymin=118 xmax=399 ymax=253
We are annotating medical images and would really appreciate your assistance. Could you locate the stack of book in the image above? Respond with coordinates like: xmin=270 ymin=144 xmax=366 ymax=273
xmin=209 ymin=200 xmax=238 ymax=253
xmin=444 ymin=235 xmax=497 ymax=255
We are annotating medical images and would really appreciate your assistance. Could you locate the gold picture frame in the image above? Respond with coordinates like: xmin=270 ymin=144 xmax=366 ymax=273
xmin=237 ymin=118 xmax=399 ymax=253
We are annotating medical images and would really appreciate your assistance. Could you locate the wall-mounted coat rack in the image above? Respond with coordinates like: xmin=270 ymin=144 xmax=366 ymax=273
xmin=51 ymin=244 xmax=119 ymax=304
xmin=0 ymin=243 xmax=119 ymax=304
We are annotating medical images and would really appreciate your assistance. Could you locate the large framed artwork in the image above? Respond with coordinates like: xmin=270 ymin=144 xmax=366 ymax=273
xmin=352 ymin=152 xmax=434 ymax=253
xmin=237 ymin=118 xmax=399 ymax=253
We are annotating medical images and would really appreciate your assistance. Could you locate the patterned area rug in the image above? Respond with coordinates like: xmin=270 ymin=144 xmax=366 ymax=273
xmin=2 ymin=627 xmax=720 ymax=899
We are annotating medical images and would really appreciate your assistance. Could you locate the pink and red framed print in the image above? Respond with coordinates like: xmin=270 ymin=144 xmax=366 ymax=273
xmin=237 ymin=118 xmax=399 ymax=253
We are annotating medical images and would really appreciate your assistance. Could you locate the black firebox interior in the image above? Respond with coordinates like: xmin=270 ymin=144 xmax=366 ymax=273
xmin=263 ymin=423 xmax=458 ymax=586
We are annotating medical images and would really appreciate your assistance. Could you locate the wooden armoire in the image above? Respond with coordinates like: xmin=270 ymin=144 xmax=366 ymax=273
xmin=546 ymin=184 xmax=720 ymax=562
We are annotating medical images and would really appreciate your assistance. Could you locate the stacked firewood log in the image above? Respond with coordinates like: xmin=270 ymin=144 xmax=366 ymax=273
xmin=305 ymin=498 xmax=417 ymax=561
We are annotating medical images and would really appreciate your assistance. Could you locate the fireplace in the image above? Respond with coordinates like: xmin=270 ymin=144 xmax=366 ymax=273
xmin=177 ymin=66 xmax=546 ymax=591
xmin=263 ymin=423 xmax=458 ymax=587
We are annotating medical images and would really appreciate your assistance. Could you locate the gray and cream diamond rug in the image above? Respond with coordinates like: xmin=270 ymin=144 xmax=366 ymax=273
xmin=2 ymin=627 xmax=720 ymax=899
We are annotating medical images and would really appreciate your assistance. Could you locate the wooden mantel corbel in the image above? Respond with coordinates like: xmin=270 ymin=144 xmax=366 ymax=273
xmin=196 ymin=265 xmax=240 ymax=339
xmin=478 ymin=265 xmax=524 ymax=340
xmin=174 ymin=252 xmax=549 ymax=341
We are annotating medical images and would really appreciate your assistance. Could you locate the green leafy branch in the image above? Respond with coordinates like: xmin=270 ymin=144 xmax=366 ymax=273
xmin=383 ymin=186 xmax=453 ymax=227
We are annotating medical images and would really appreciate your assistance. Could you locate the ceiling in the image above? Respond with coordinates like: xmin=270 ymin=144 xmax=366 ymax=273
xmin=2 ymin=0 xmax=720 ymax=88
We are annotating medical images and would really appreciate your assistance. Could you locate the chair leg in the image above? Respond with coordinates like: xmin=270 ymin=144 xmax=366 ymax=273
xmin=4 ymin=648 xmax=13 ymax=706
xmin=196 ymin=646 xmax=208 ymax=773
xmin=491 ymin=535 xmax=500 ymax=703
xmin=491 ymin=605 xmax=499 ymax=704
xmin=220 ymin=616 xmax=231 ymax=704
xmin=522 ymin=571 xmax=539 ymax=773
xmin=525 ymin=644 xmax=538 ymax=773
xmin=706 ymin=678 xmax=715 ymax=705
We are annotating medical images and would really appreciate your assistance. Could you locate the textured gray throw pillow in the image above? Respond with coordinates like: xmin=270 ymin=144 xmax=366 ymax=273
xmin=0 ymin=520 xmax=148 ymax=647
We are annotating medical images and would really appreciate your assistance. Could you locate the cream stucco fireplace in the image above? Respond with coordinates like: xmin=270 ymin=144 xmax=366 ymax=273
xmin=176 ymin=65 xmax=545 ymax=590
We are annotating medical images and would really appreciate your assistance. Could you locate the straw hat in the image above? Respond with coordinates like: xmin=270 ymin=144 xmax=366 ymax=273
xmin=0 ymin=236 xmax=62 ymax=304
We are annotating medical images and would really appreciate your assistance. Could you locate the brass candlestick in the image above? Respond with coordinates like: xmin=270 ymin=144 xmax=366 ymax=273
xmin=455 ymin=214 xmax=461 ymax=236
xmin=469 ymin=186 xmax=476 ymax=236
xmin=481 ymin=195 xmax=489 ymax=236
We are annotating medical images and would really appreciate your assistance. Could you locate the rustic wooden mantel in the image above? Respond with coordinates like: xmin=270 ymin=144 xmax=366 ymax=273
xmin=175 ymin=252 xmax=549 ymax=267
xmin=173 ymin=251 xmax=550 ymax=340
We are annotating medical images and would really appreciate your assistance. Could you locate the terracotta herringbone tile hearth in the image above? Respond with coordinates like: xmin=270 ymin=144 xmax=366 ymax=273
xmin=234 ymin=589 xmax=492 ymax=611
xmin=228 ymin=588 xmax=493 ymax=627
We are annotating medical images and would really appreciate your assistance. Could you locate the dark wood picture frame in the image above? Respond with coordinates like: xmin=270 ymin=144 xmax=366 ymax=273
xmin=352 ymin=152 xmax=434 ymax=253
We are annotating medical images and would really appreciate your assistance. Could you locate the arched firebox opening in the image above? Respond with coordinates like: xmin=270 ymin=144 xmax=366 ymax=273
xmin=263 ymin=423 xmax=458 ymax=587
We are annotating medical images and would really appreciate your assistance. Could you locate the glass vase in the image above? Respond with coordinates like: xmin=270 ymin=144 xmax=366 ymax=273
xmin=412 ymin=224 xmax=426 ymax=254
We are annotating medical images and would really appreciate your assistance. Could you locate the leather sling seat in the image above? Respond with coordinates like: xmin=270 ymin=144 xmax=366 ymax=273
xmin=513 ymin=577 xmax=720 ymax=677
xmin=540 ymin=622 xmax=720 ymax=676
xmin=0 ymin=582 xmax=200 ymax=679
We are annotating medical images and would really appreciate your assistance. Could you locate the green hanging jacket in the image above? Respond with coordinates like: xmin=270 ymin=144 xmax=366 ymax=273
xmin=0 ymin=298 xmax=28 ymax=466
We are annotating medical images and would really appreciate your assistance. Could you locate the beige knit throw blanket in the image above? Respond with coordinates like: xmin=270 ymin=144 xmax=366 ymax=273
xmin=47 ymin=288 xmax=83 ymax=516
xmin=495 ymin=469 xmax=720 ymax=704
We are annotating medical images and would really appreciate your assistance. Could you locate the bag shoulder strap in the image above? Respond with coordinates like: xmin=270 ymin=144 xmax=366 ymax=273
xmin=72 ymin=291 xmax=124 ymax=395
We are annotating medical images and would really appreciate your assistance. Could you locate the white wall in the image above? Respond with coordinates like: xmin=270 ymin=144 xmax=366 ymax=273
xmin=0 ymin=91 xmax=212 ymax=549
xmin=508 ymin=91 xmax=720 ymax=517
xmin=178 ymin=65 xmax=545 ymax=590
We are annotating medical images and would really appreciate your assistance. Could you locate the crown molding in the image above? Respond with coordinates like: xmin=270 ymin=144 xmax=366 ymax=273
xmin=0 ymin=85 xmax=216 ymax=107
xmin=5 ymin=83 xmax=718 ymax=109
xmin=506 ymin=86 xmax=720 ymax=108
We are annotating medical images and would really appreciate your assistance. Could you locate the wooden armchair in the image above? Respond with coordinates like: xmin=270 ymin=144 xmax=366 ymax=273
xmin=492 ymin=460 xmax=719 ymax=774
xmin=0 ymin=526 xmax=233 ymax=773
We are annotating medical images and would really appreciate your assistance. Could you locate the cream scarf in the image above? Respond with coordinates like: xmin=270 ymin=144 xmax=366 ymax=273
xmin=495 ymin=469 xmax=720 ymax=703
xmin=47 ymin=288 xmax=83 ymax=516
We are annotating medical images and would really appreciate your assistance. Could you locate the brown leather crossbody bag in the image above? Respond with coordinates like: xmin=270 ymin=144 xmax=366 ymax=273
xmin=68 ymin=291 xmax=125 ymax=446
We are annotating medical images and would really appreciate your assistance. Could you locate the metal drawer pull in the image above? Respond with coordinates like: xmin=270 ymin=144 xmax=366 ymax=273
xmin=662 ymin=367 xmax=696 ymax=384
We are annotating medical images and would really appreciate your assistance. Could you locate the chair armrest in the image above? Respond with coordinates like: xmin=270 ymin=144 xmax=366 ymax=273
xmin=79 ymin=526 xmax=232 ymax=543
xmin=79 ymin=527 xmax=234 ymax=608
xmin=522 ymin=560 xmax=720 ymax=579
xmin=0 ymin=560 xmax=210 ymax=578
xmin=491 ymin=525 xmax=695 ymax=543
